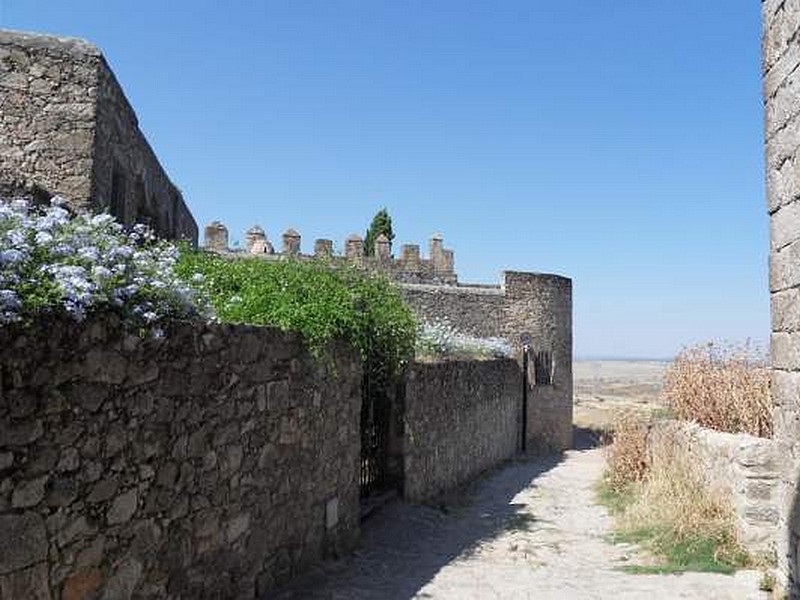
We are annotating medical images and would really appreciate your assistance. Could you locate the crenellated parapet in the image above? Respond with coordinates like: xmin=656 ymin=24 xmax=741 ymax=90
xmin=202 ymin=221 xmax=458 ymax=285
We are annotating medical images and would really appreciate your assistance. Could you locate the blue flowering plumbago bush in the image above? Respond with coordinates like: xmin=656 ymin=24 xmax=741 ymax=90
xmin=0 ymin=198 xmax=208 ymax=333
xmin=416 ymin=319 xmax=511 ymax=360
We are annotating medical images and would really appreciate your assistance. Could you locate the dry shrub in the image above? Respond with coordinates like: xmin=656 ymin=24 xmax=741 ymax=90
xmin=620 ymin=436 xmax=746 ymax=568
xmin=603 ymin=414 xmax=748 ymax=571
xmin=663 ymin=341 xmax=771 ymax=438
xmin=604 ymin=412 xmax=649 ymax=491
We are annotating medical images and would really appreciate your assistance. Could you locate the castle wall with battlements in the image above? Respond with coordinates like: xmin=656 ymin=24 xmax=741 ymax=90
xmin=204 ymin=221 xmax=573 ymax=452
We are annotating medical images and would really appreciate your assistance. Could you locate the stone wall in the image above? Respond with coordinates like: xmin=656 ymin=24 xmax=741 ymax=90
xmin=0 ymin=28 xmax=197 ymax=243
xmin=402 ymin=271 xmax=573 ymax=452
xmin=648 ymin=420 xmax=780 ymax=555
xmin=0 ymin=315 xmax=361 ymax=599
xmin=400 ymin=284 xmax=506 ymax=339
xmin=763 ymin=0 xmax=800 ymax=592
xmin=402 ymin=359 xmax=522 ymax=502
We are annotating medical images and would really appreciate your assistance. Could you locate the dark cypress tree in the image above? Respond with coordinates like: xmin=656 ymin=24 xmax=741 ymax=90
xmin=364 ymin=208 xmax=394 ymax=256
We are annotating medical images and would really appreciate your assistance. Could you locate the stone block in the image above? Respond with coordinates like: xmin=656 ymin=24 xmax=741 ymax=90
xmin=772 ymin=200 xmax=800 ymax=250
xmin=773 ymin=288 xmax=800 ymax=332
xmin=764 ymin=0 xmax=800 ymax=74
xmin=773 ymin=332 xmax=800 ymax=369
xmin=0 ymin=513 xmax=47 ymax=574
xmin=767 ymin=67 xmax=800 ymax=139
xmin=773 ymin=370 xmax=800 ymax=410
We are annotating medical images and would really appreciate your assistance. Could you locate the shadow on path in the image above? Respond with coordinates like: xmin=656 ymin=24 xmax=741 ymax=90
xmin=268 ymin=454 xmax=564 ymax=599
xmin=572 ymin=425 xmax=605 ymax=451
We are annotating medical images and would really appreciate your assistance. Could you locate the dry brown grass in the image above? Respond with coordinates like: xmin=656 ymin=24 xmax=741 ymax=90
xmin=663 ymin=341 xmax=771 ymax=438
xmin=601 ymin=413 xmax=749 ymax=573
xmin=604 ymin=412 xmax=649 ymax=492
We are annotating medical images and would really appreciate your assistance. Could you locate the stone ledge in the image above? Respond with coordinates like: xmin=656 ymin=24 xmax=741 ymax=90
xmin=0 ymin=27 xmax=100 ymax=59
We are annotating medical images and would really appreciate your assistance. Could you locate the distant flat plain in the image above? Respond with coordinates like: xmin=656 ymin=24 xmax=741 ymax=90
xmin=573 ymin=360 xmax=668 ymax=430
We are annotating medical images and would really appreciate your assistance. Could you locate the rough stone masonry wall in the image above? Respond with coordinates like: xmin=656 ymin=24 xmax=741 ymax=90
xmin=0 ymin=29 xmax=97 ymax=205
xmin=764 ymin=0 xmax=800 ymax=592
xmin=0 ymin=315 xmax=361 ymax=599
xmin=402 ymin=271 xmax=573 ymax=452
xmin=0 ymin=28 xmax=197 ymax=243
xmin=648 ymin=420 xmax=780 ymax=555
xmin=402 ymin=359 xmax=522 ymax=502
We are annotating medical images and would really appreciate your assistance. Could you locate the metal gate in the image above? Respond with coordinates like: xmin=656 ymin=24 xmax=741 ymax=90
xmin=360 ymin=373 xmax=391 ymax=498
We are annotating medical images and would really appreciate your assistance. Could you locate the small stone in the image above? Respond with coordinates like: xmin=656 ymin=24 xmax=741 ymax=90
xmin=62 ymin=568 xmax=101 ymax=600
xmin=57 ymin=448 xmax=80 ymax=472
xmin=202 ymin=450 xmax=218 ymax=471
xmin=226 ymin=513 xmax=250 ymax=542
xmin=84 ymin=461 xmax=103 ymax=483
xmin=58 ymin=516 xmax=94 ymax=547
xmin=0 ymin=452 xmax=13 ymax=470
xmin=156 ymin=463 xmax=177 ymax=488
xmin=101 ymin=558 xmax=142 ymax=600
xmin=1 ymin=420 xmax=43 ymax=445
xmin=105 ymin=427 xmax=127 ymax=457
xmin=75 ymin=536 xmax=105 ymax=568
xmin=87 ymin=478 xmax=118 ymax=504
xmin=84 ymin=349 xmax=126 ymax=385
xmin=107 ymin=489 xmax=138 ymax=525
xmin=12 ymin=476 xmax=48 ymax=508
xmin=46 ymin=477 xmax=79 ymax=507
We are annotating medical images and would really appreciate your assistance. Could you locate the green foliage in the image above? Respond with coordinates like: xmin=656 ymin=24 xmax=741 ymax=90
xmin=616 ymin=530 xmax=747 ymax=575
xmin=364 ymin=208 xmax=394 ymax=257
xmin=175 ymin=248 xmax=417 ymax=374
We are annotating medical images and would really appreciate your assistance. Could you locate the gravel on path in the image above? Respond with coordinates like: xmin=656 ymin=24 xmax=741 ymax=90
xmin=270 ymin=448 xmax=768 ymax=600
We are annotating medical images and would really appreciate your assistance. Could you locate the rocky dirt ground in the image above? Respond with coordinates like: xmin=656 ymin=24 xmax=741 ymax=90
xmin=271 ymin=446 xmax=767 ymax=599
xmin=270 ymin=361 xmax=768 ymax=599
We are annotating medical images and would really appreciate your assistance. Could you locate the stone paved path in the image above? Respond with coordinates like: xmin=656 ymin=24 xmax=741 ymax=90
xmin=271 ymin=447 xmax=768 ymax=599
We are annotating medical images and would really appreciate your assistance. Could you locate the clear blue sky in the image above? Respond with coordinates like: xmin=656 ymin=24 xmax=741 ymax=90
xmin=2 ymin=1 xmax=767 ymax=359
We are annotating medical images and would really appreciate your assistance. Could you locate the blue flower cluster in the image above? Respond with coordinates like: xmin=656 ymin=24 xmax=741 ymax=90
xmin=0 ymin=198 xmax=209 ymax=332
xmin=416 ymin=318 xmax=511 ymax=359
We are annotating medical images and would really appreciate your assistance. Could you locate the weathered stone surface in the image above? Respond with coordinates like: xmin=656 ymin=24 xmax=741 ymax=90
xmin=0 ymin=317 xmax=361 ymax=597
xmin=87 ymin=478 xmax=118 ymax=504
xmin=0 ymin=28 xmax=197 ymax=243
xmin=107 ymin=489 xmax=138 ymax=524
xmin=0 ymin=562 xmax=51 ymax=600
xmin=100 ymin=558 xmax=142 ymax=600
xmin=404 ymin=359 xmax=521 ymax=502
xmin=12 ymin=475 xmax=47 ymax=508
xmin=0 ymin=452 xmax=12 ymax=470
xmin=57 ymin=447 xmax=80 ymax=472
xmin=0 ymin=513 xmax=47 ymax=574
xmin=62 ymin=568 xmax=101 ymax=600
xmin=401 ymin=271 xmax=572 ymax=453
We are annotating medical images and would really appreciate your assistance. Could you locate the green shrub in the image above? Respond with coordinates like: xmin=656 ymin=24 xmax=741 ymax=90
xmin=175 ymin=249 xmax=417 ymax=374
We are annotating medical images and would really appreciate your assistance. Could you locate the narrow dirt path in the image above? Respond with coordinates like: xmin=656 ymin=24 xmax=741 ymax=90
xmin=271 ymin=448 xmax=767 ymax=599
